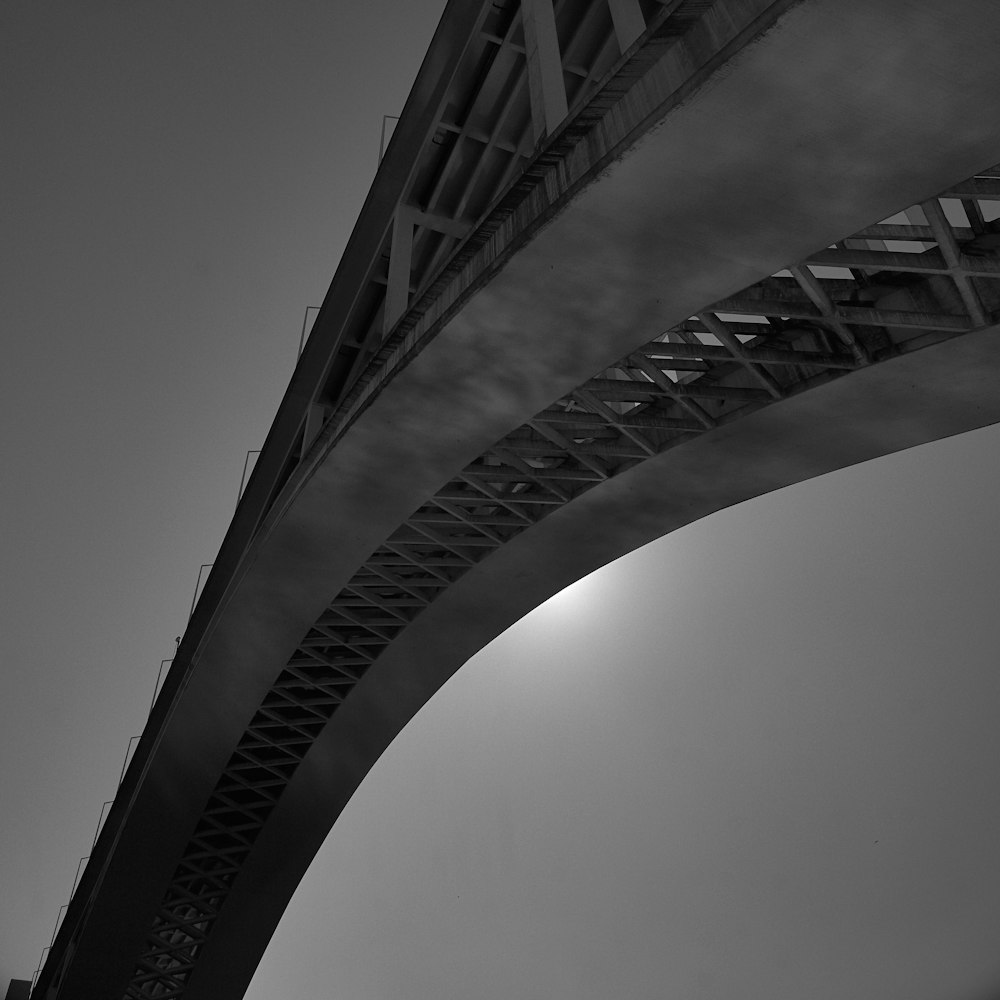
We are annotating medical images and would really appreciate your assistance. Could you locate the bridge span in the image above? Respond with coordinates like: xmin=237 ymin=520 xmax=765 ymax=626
xmin=35 ymin=0 xmax=1000 ymax=997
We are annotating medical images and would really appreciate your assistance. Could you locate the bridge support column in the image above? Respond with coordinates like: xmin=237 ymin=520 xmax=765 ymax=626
xmin=522 ymin=0 xmax=568 ymax=143
xmin=608 ymin=0 xmax=645 ymax=51
xmin=302 ymin=402 xmax=327 ymax=451
xmin=384 ymin=206 xmax=415 ymax=335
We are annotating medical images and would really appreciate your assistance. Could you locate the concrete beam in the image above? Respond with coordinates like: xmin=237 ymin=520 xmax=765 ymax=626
xmin=384 ymin=206 xmax=416 ymax=335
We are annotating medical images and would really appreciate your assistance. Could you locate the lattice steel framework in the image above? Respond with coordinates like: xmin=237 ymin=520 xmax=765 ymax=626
xmin=126 ymin=163 xmax=1000 ymax=997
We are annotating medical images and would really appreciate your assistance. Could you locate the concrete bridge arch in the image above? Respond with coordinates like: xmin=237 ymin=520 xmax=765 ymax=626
xmin=35 ymin=0 xmax=1000 ymax=996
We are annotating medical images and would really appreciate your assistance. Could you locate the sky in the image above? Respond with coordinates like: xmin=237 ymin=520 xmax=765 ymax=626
xmin=3 ymin=3 xmax=1000 ymax=999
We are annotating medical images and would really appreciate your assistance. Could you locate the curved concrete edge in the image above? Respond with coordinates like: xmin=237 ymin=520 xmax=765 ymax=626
xmin=193 ymin=322 xmax=1000 ymax=999
xmin=51 ymin=0 xmax=1000 ymax=995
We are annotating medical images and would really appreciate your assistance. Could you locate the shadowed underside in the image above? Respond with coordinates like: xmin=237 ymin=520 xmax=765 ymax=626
xmin=35 ymin=1 xmax=1000 ymax=997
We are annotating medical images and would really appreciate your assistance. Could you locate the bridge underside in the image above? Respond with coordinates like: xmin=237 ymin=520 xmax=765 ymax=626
xmin=38 ymin=1 xmax=1000 ymax=997
xmin=207 ymin=319 xmax=1000 ymax=998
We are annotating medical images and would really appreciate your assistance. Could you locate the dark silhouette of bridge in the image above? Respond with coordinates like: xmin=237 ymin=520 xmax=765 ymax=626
xmin=33 ymin=1 xmax=1000 ymax=997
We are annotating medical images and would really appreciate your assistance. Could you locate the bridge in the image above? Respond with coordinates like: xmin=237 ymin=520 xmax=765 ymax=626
xmin=33 ymin=0 xmax=1000 ymax=997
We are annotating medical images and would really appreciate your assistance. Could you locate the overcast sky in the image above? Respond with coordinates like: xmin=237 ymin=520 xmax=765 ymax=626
xmin=3 ymin=3 xmax=1000 ymax=999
